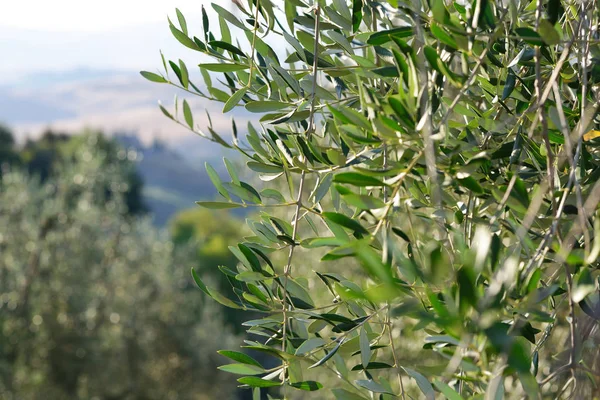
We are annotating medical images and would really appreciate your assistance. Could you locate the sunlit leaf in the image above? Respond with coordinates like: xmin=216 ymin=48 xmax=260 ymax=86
xmin=140 ymin=71 xmax=167 ymax=83
xmin=237 ymin=377 xmax=281 ymax=388
xmin=199 ymin=63 xmax=249 ymax=72
xmin=195 ymin=201 xmax=244 ymax=209
xmin=218 ymin=363 xmax=265 ymax=375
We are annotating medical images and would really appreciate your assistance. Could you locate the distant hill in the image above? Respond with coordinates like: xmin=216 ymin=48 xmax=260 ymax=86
xmin=0 ymin=68 xmax=254 ymax=226
xmin=115 ymin=134 xmax=239 ymax=226
xmin=1 ymin=68 xmax=124 ymax=89
xmin=0 ymin=89 xmax=76 ymax=123
xmin=2 ymin=68 xmax=253 ymax=146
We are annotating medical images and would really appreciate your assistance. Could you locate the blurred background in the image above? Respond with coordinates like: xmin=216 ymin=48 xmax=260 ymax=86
xmin=0 ymin=1 xmax=259 ymax=399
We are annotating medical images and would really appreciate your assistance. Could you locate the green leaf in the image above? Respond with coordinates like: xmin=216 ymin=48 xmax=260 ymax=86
xmin=328 ymin=31 xmax=354 ymax=54
xmin=354 ymin=242 xmax=395 ymax=284
xmin=191 ymin=268 xmax=209 ymax=295
xmin=237 ymin=377 xmax=281 ymax=388
xmin=218 ymin=363 xmax=265 ymax=375
xmin=183 ymin=100 xmax=194 ymax=129
xmin=372 ymin=67 xmax=399 ymax=77
xmin=224 ymin=158 xmax=240 ymax=185
xmin=236 ymin=271 xmax=269 ymax=282
xmin=502 ymin=71 xmax=517 ymax=100
xmin=301 ymin=237 xmax=345 ymax=248
xmin=538 ymin=19 xmax=560 ymax=45
xmin=309 ymin=339 xmax=345 ymax=368
xmin=433 ymin=380 xmax=464 ymax=400
xmin=217 ymin=350 xmax=263 ymax=368
xmin=223 ymin=182 xmax=262 ymax=204
xmin=326 ymin=149 xmax=347 ymax=166
xmin=403 ymin=368 xmax=435 ymax=400
xmin=199 ymin=63 xmax=249 ymax=72
xmin=245 ymin=101 xmax=290 ymax=113
xmin=201 ymin=5 xmax=209 ymax=38
xmin=515 ymin=27 xmax=543 ymax=46
xmin=517 ymin=372 xmax=540 ymax=399
xmin=242 ymin=344 xmax=293 ymax=361
xmin=175 ymin=8 xmax=188 ymax=35
xmin=430 ymin=23 xmax=457 ymax=49
xmin=247 ymin=162 xmax=283 ymax=173
xmin=424 ymin=46 xmax=461 ymax=86
xmin=471 ymin=0 xmax=496 ymax=30
xmin=213 ymin=4 xmax=248 ymax=31
xmin=296 ymin=338 xmax=326 ymax=355
xmin=352 ymin=0 xmax=363 ymax=32
xmin=355 ymin=379 xmax=394 ymax=394
xmin=388 ymin=96 xmax=415 ymax=129
xmin=351 ymin=362 xmax=393 ymax=371
xmin=332 ymin=389 xmax=369 ymax=400
xmin=206 ymin=286 xmax=242 ymax=309
xmin=178 ymin=59 xmax=189 ymax=88
xmin=140 ymin=71 xmax=167 ymax=83
xmin=367 ymin=27 xmax=413 ymax=45
xmin=334 ymin=172 xmax=386 ymax=187
xmin=158 ymin=103 xmax=173 ymax=119
xmin=322 ymin=212 xmax=369 ymax=237
xmin=235 ymin=244 xmax=262 ymax=272
xmin=169 ymin=21 xmax=199 ymax=51
xmin=205 ymin=163 xmax=230 ymax=200
xmin=457 ymin=267 xmax=478 ymax=311
xmin=169 ymin=60 xmax=183 ymax=85
xmin=359 ymin=328 xmax=371 ymax=368
xmin=573 ymin=267 xmax=595 ymax=303
xmin=458 ymin=176 xmax=484 ymax=194
xmin=431 ymin=0 xmax=448 ymax=23
xmin=486 ymin=373 xmax=505 ymax=400
xmin=209 ymin=40 xmax=247 ymax=57
xmin=195 ymin=201 xmax=243 ymax=209
xmin=343 ymin=194 xmax=385 ymax=210
xmin=314 ymin=173 xmax=333 ymax=203
xmin=261 ymin=189 xmax=286 ymax=203
xmin=290 ymin=381 xmax=323 ymax=391
xmin=218 ymin=15 xmax=231 ymax=42
xmin=223 ymin=88 xmax=248 ymax=113
xmin=285 ymin=1 xmax=296 ymax=30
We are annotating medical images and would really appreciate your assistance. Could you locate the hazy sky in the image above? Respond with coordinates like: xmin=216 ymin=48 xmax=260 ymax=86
xmin=1 ymin=0 xmax=207 ymax=32
xmin=0 ymin=0 xmax=229 ymax=79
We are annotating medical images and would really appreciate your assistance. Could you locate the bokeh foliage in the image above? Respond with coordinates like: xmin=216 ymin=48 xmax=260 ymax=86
xmin=145 ymin=0 xmax=600 ymax=398
xmin=0 ymin=132 xmax=242 ymax=399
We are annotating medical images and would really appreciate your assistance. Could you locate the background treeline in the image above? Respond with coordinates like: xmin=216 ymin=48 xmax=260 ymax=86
xmin=0 ymin=126 xmax=250 ymax=399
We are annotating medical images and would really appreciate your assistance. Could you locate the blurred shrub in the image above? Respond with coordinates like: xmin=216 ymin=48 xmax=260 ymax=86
xmin=0 ymin=134 xmax=240 ymax=399
xmin=4 ymin=129 xmax=146 ymax=215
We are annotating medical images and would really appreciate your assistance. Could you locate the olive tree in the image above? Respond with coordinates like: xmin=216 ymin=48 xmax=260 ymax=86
xmin=0 ymin=134 xmax=240 ymax=400
xmin=144 ymin=0 xmax=600 ymax=398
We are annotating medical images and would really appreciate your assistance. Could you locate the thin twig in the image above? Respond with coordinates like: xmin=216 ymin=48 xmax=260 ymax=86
xmin=534 ymin=0 xmax=555 ymax=211
xmin=246 ymin=0 xmax=262 ymax=88
xmin=372 ymin=152 xmax=423 ymax=237
xmin=280 ymin=4 xmax=321 ymax=391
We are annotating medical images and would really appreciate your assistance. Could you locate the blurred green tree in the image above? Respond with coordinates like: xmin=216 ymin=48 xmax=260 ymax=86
xmin=170 ymin=207 xmax=254 ymax=332
xmin=0 ymin=125 xmax=21 ymax=172
xmin=0 ymin=135 xmax=240 ymax=400
xmin=17 ymin=130 xmax=147 ymax=215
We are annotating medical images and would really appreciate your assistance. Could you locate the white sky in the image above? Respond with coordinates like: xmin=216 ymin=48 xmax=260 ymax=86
xmin=0 ymin=0 xmax=209 ymax=32
xmin=0 ymin=0 xmax=236 ymax=78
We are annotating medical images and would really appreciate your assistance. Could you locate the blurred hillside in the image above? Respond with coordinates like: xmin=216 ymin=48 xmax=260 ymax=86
xmin=0 ymin=130 xmax=250 ymax=399
xmin=1 ymin=68 xmax=251 ymax=145
xmin=115 ymin=134 xmax=222 ymax=226
xmin=0 ymin=68 xmax=254 ymax=225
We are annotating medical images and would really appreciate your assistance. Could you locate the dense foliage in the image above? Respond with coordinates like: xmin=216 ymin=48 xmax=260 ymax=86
xmin=0 ymin=133 xmax=244 ymax=399
xmin=145 ymin=0 xmax=600 ymax=398
xmin=0 ymin=128 xmax=147 ymax=215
